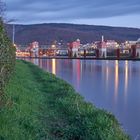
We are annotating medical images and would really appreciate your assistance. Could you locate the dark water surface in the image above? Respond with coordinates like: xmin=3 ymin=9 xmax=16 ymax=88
xmin=27 ymin=58 xmax=140 ymax=139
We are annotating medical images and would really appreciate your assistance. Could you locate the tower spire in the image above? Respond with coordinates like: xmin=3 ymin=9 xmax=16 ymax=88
xmin=102 ymin=35 xmax=104 ymax=42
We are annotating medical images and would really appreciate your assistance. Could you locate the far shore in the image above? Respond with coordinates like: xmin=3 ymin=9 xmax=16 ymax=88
xmin=17 ymin=56 xmax=140 ymax=61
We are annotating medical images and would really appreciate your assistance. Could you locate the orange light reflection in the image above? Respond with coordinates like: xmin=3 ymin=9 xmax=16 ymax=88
xmin=52 ymin=59 xmax=56 ymax=75
xmin=124 ymin=61 xmax=128 ymax=104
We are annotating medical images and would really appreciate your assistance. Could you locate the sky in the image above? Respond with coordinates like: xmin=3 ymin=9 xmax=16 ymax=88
xmin=5 ymin=0 xmax=140 ymax=28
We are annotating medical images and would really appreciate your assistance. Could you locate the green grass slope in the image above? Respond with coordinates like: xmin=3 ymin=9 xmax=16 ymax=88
xmin=0 ymin=60 xmax=130 ymax=140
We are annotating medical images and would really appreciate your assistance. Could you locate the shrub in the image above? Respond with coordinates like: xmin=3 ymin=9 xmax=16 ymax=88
xmin=0 ymin=21 xmax=15 ymax=94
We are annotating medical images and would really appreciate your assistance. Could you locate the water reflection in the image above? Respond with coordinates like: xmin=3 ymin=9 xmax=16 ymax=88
xmin=114 ymin=60 xmax=119 ymax=104
xmin=52 ymin=59 xmax=56 ymax=75
xmin=31 ymin=58 xmax=39 ymax=65
xmin=124 ymin=61 xmax=128 ymax=104
xmin=105 ymin=62 xmax=109 ymax=93
xmin=76 ymin=60 xmax=81 ymax=90
xmin=39 ymin=59 xmax=43 ymax=68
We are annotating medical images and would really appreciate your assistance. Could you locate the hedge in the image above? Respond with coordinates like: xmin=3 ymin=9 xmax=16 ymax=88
xmin=0 ymin=21 xmax=15 ymax=94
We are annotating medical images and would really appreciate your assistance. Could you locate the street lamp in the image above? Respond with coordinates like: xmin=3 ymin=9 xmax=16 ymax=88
xmin=12 ymin=24 xmax=15 ymax=45
xmin=5 ymin=19 xmax=17 ymax=45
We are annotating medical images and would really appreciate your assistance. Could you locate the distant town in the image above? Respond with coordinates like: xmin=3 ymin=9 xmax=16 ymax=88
xmin=15 ymin=36 xmax=140 ymax=59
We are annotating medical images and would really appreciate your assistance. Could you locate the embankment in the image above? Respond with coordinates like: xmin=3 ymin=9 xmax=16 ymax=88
xmin=0 ymin=60 xmax=130 ymax=140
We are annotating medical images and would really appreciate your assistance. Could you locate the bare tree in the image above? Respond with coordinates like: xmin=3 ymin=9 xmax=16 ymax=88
xmin=0 ymin=0 xmax=4 ymax=21
xmin=1 ymin=1 xmax=8 ymax=25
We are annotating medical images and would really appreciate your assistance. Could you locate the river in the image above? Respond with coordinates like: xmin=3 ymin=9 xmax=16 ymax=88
xmin=26 ymin=58 xmax=140 ymax=139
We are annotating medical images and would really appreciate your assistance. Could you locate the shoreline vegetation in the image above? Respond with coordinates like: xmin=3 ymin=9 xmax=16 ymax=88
xmin=0 ymin=60 xmax=130 ymax=140
xmin=0 ymin=22 xmax=15 ymax=95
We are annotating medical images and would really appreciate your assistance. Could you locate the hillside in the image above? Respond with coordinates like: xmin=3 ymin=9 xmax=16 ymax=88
xmin=5 ymin=23 xmax=140 ymax=45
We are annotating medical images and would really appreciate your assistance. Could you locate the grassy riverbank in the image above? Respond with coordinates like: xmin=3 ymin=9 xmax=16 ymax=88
xmin=0 ymin=60 xmax=130 ymax=140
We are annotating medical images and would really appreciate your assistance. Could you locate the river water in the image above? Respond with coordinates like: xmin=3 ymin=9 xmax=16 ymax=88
xmin=27 ymin=58 xmax=140 ymax=139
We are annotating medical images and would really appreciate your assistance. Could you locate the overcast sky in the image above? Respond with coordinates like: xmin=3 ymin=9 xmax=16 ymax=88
xmin=5 ymin=0 xmax=140 ymax=28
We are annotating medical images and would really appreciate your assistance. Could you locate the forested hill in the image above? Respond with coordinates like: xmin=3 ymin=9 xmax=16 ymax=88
xmin=6 ymin=23 xmax=140 ymax=45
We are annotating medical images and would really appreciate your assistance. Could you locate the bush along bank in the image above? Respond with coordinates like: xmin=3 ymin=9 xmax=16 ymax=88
xmin=0 ymin=21 xmax=15 ymax=94
xmin=1 ymin=60 xmax=130 ymax=140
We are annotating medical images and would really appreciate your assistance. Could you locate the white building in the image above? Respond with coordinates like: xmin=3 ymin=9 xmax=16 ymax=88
xmin=106 ymin=40 xmax=118 ymax=49
xmin=136 ymin=38 xmax=140 ymax=58
xmin=31 ymin=41 xmax=39 ymax=57
xmin=100 ymin=36 xmax=107 ymax=58
xmin=69 ymin=39 xmax=80 ymax=57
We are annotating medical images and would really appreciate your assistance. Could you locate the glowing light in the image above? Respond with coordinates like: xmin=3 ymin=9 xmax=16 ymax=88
xmin=124 ymin=61 xmax=128 ymax=102
xmin=52 ymin=59 xmax=56 ymax=75
xmin=115 ymin=60 xmax=119 ymax=65
xmin=51 ymin=45 xmax=56 ymax=48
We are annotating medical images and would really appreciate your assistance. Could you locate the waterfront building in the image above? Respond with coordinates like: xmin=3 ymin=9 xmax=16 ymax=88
xmin=105 ymin=40 xmax=119 ymax=49
xmin=100 ymin=36 xmax=107 ymax=58
xmin=30 ymin=41 xmax=39 ymax=57
xmin=124 ymin=41 xmax=136 ymax=49
xmin=95 ymin=36 xmax=107 ymax=58
xmin=106 ymin=40 xmax=119 ymax=56
xmin=136 ymin=38 xmax=140 ymax=58
xmin=69 ymin=39 xmax=80 ymax=57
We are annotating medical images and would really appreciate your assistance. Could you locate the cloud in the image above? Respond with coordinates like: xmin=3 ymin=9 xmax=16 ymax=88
xmin=5 ymin=0 xmax=140 ymax=24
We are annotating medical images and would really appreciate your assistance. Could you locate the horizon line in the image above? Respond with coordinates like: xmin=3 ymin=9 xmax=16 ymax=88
xmin=7 ymin=22 xmax=140 ymax=29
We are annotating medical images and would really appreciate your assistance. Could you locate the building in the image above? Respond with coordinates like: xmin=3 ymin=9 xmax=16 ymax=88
xmin=136 ymin=38 xmax=140 ymax=58
xmin=68 ymin=39 xmax=80 ymax=57
xmin=105 ymin=40 xmax=119 ymax=49
xmin=124 ymin=41 xmax=136 ymax=49
xmin=95 ymin=36 xmax=107 ymax=58
xmin=100 ymin=36 xmax=107 ymax=58
xmin=30 ymin=41 xmax=39 ymax=57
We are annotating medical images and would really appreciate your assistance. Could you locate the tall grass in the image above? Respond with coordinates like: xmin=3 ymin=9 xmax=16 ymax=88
xmin=0 ymin=60 xmax=130 ymax=140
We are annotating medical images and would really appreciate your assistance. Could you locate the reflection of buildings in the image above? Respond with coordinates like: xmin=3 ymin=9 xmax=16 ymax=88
xmin=31 ymin=58 xmax=39 ymax=65
xmin=124 ymin=61 xmax=128 ymax=103
xmin=105 ymin=62 xmax=109 ymax=91
xmin=39 ymin=59 xmax=43 ymax=68
xmin=114 ymin=60 xmax=119 ymax=103
xmin=52 ymin=59 xmax=56 ymax=75
xmin=72 ymin=60 xmax=81 ymax=91
xmin=76 ymin=60 xmax=81 ymax=90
